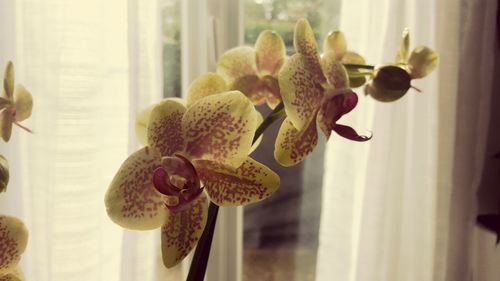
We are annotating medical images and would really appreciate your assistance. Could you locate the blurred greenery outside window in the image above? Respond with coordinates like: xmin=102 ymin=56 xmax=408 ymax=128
xmin=243 ymin=1 xmax=341 ymax=280
xmin=161 ymin=0 xmax=181 ymax=98
xmin=245 ymin=0 xmax=341 ymax=52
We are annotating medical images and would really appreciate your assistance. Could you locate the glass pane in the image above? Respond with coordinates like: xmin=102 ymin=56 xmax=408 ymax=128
xmin=243 ymin=1 xmax=341 ymax=280
xmin=158 ymin=1 xmax=183 ymax=280
xmin=161 ymin=0 xmax=182 ymax=98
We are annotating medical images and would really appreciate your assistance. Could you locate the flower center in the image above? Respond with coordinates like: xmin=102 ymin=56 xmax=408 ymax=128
xmin=152 ymin=154 xmax=203 ymax=212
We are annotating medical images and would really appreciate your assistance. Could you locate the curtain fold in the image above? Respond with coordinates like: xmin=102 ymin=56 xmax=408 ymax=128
xmin=317 ymin=0 xmax=499 ymax=280
xmin=0 ymin=0 xmax=165 ymax=280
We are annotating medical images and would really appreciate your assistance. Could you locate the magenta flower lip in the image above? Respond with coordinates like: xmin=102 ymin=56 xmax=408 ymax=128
xmin=152 ymin=154 xmax=204 ymax=213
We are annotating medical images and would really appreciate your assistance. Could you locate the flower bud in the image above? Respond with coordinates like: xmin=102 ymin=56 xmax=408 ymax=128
xmin=364 ymin=65 xmax=411 ymax=102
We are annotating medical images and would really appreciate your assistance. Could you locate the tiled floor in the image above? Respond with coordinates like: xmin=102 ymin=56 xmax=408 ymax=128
xmin=158 ymin=246 xmax=317 ymax=280
xmin=243 ymin=247 xmax=317 ymax=281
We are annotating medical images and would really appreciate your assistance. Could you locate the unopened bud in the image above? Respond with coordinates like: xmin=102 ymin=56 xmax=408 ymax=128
xmin=365 ymin=65 xmax=411 ymax=102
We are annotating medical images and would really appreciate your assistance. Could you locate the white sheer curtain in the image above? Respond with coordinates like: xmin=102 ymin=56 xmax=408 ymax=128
xmin=0 ymin=0 xmax=166 ymax=280
xmin=316 ymin=0 xmax=499 ymax=280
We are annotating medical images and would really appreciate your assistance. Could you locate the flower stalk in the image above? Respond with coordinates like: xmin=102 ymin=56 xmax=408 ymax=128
xmin=186 ymin=101 xmax=285 ymax=281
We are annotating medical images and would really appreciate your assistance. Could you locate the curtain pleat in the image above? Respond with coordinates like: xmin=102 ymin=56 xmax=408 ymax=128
xmin=0 ymin=0 xmax=165 ymax=280
xmin=316 ymin=0 xmax=442 ymax=280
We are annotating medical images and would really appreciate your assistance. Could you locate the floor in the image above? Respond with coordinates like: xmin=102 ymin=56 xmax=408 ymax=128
xmin=243 ymin=247 xmax=317 ymax=281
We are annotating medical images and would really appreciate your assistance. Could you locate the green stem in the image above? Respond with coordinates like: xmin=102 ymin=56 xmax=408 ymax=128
xmin=186 ymin=101 xmax=285 ymax=281
xmin=343 ymin=63 xmax=375 ymax=70
xmin=253 ymin=102 xmax=285 ymax=143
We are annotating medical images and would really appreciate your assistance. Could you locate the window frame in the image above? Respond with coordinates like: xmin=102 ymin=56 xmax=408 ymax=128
xmin=180 ymin=1 xmax=244 ymax=280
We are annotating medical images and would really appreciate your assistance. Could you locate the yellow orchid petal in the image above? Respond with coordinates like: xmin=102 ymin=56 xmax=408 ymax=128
xmin=3 ymin=62 xmax=14 ymax=98
xmin=250 ymin=110 xmax=264 ymax=153
xmin=255 ymin=30 xmax=286 ymax=77
xmin=274 ymin=117 xmax=318 ymax=167
xmin=193 ymin=157 xmax=279 ymax=206
xmin=148 ymin=99 xmax=186 ymax=157
xmin=0 ymin=110 xmax=13 ymax=142
xmin=13 ymin=85 xmax=32 ymax=122
xmin=395 ymin=28 xmax=410 ymax=64
xmin=407 ymin=46 xmax=439 ymax=79
xmin=0 ymin=266 xmax=24 ymax=281
xmin=260 ymin=75 xmax=281 ymax=108
xmin=182 ymin=91 xmax=256 ymax=168
xmin=293 ymin=19 xmax=325 ymax=84
xmin=322 ymin=52 xmax=350 ymax=89
xmin=186 ymin=73 xmax=227 ymax=107
xmin=0 ymin=155 xmax=9 ymax=193
xmin=0 ymin=97 xmax=10 ymax=110
xmin=227 ymin=75 xmax=266 ymax=105
xmin=105 ymin=147 xmax=167 ymax=230
xmin=278 ymin=54 xmax=323 ymax=130
xmin=341 ymin=51 xmax=367 ymax=88
xmin=341 ymin=51 xmax=365 ymax=65
xmin=323 ymin=31 xmax=347 ymax=60
xmin=266 ymin=92 xmax=281 ymax=109
xmin=135 ymin=105 xmax=154 ymax=146
xmin=161 ymin=192 xmax=208 ymax=268
xmin=0 ymin=215 xmax=28 ymax=276
xmin=217 ymin=46 xmax=257 ymax=85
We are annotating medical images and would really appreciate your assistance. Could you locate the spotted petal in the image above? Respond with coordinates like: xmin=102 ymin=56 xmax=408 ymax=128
xmin=193 ymin=156 xmax=279 ymax=206
xmin=135 ymin=105 xmax=155 ymax=146
xmin=148 ymin=99 xmax=186 ymax=157
xmin=323 ymin=31 xmax=347 ymax=60
xmin=186 ymin=73 xmax=227 ymax=107
xmin=225 ymin=75 xmax=266 ymax=105
xmin=279 ymin=54 xmax=323 ymax=130
xmin=0 ymin=266 xmax=24 ymax=281
xmin=255 ymin=30 xmax=286 ymax=77
xmin=274 ymin=117 xmax=318 ymax=167
xmin=407 ymin=46 xmax=439 ymax=79
xmin=182 ymin=91 xmax=256 ymax=168
xmin=161 ymin=192 xmax=208 ymax=268
xmin=0 ymin=216 xmax=28 ymax=276
xmin=105 ymin=147 xmax=167 ymax=230
xmin=322 ymin=52 xmax=350 ymax=89
xmin=217 ymin=46 xmax=257 ymax=86
xmin=12 ymin=85 xmax=32 ymax=122
xmin=293 ymin=19 xmax=325 ymax=84
xmin=0 ymin=110 xmax=13 ymax=142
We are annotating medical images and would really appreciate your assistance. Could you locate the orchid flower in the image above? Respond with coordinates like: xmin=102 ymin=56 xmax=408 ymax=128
xmin=105 ymin=91 xmax=279 ymax=267
xmin=323 ymin=30 xmax=367 ymax=88
xmin=217 ymin=30 xmax=286 ymax=108
xmin=365 ymin=29 xmax=439 ymax=102
xmin=0 ymin=62 xmax=33 ymax=142
xmin=274 ymin=19 xmax=371 ymax=167
xmin=0 ymin=155 xmax=8 ymax=193
xmin=135 ymin=73 xmax=264 ymax=150
xmin=0 ymin=215 xmax=28 ymax=281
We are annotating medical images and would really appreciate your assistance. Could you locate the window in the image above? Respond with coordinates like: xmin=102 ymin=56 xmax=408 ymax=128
xmin=241 ymin=1 xmax=341 ymax=280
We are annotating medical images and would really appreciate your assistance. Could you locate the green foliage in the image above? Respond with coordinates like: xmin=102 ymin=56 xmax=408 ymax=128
xmin=163 ymin=43 xmax=182 ymax=98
